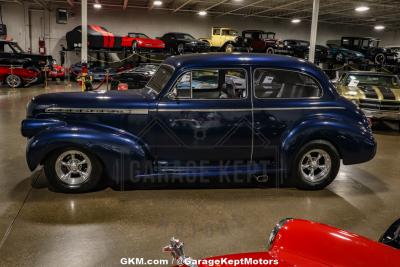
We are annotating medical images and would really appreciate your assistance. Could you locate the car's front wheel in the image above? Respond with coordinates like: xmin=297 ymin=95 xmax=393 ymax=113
xmin=374 ymin=53 xmax=386 ymax=65
xmin=266 ymin=47 xmax=275 ymax=54
xmin=292 ymin=140 xmax=340 ymax=190
xmin=5 ymin=74 xmax=22 ymax=88
xmin=44 ymin=147 xmax=103 ymax=193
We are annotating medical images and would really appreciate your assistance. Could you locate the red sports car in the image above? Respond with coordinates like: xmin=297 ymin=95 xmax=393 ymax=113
xmin=0 ymin=66 xmax=40 ymax=88
xmin=125 ymin=32 xmax=165 ymax=54
xmin=48 ymin=64 xmax=65 ymax=81
xmin=164 ymin=218 xmax=400 ymax=267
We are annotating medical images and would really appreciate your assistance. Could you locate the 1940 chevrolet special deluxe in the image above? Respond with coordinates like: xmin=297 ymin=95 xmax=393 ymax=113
xmin=21 ymin=54 xmax=376 ymax=193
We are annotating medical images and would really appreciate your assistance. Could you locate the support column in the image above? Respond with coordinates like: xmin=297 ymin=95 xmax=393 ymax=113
xmin=309 ymin=0 xmax=320 ymax=64
xmin=81 ymin=0 xmax=87 ymax=64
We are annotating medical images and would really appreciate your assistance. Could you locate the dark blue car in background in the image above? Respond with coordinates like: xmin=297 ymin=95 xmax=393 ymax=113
xmin=21 ymin=54 xmax=376 ymax=193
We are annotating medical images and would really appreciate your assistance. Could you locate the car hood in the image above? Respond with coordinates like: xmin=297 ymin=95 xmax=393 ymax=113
xmin=136 ymin=38 xmax=165 ymax=46
xmin=337 ymin=84 xmax=400 ymax=101
xmin=27 ymin=88 xmax=156 ymax=118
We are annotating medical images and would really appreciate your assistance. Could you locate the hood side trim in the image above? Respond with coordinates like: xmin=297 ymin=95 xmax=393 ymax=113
xmin=45 ymin=107 xmax=148 ymax=115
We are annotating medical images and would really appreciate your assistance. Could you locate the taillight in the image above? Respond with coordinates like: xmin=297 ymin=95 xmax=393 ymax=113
xmin=117 ymin=83 xmax=129 ymax=91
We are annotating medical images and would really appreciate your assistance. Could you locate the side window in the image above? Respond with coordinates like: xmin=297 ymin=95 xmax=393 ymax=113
xmin=342 ymin=38 xmax=350 ymax=46
xmin=173 ymin=69 xmax=247 ymax=99
xmin=254 ymin=69 xmax=321 ymax=99
xmin=213 ymin=29 xmax=220 ymax=35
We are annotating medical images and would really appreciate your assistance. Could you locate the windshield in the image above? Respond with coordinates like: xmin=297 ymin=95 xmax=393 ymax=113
xmin=176 ymin=34 xmax=195 ymax=40
xmin=146 ymin=65 xmax=174 ymax=94
xmin=345 ymin=74 xmax=400 ymax=88
xmin=129 ymin=33 xmax=149 ymax=39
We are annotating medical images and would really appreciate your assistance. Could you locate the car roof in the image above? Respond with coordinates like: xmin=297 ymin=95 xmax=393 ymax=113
xmin=342 ymin=36 xmax=380 ymax=41
xmin=164 ymin=53 xmax=320 ymax=72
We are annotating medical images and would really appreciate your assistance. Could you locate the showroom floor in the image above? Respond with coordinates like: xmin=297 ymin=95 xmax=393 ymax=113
xmin=0 ymin=84 xmax=399 ymax=266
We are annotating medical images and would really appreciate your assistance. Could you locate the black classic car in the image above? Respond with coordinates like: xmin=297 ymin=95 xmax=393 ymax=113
xmin=159 ymin=32 xmax=210 ymax=55
xmin=341 ymin=37 xmax=398 ymax=65
xmin=283 ymin=39 xmax=328 ymax=63
xmin=110 ymin=63 xmax=159 ymax=90
xmin=0 ymin=40 xmax=52 ymax=70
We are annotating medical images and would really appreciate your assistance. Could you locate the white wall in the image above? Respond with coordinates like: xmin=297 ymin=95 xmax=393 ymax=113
xmin=1 ymin=2 xmax=399 ymax=63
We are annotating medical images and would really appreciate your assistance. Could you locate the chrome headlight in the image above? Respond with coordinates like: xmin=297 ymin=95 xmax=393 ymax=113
xmin=267 ymin=218 xmax=292 ymax=249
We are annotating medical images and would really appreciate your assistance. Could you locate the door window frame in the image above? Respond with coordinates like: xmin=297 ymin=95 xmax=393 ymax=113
xmin=164 ymin=67 xmax=249 ymax=101
xmin=252 ymin=67 xmax=324 ymax=100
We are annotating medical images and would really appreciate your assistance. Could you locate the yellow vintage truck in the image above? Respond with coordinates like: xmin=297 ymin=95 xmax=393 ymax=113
xmin=200 ymin=27 xmax=248 ymax=52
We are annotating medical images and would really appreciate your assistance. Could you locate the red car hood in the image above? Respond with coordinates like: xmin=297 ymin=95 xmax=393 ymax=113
xmin=177 ymin=219 xmax=400 ymax=267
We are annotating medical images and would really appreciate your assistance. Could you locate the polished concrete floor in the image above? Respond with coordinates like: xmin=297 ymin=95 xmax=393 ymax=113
xmin=0 ymin=83 xmax=399 ymax=266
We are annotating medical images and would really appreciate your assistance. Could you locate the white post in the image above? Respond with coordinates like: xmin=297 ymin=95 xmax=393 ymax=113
xmin=309 ymin=0 xmax=320 ymax=64
xmin=81 ymin=0 xmax=88 ymax=64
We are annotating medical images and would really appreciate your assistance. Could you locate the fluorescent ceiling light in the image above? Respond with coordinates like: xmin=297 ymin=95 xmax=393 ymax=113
xmin=374 ymin=25 xmax=385 ymax=30
xmin=355 ymin=6 xmax=370 ymax=12
xmin=291 ymin=19 xmax=301 ymax=23
xmin=153 ymin=1 xmax=163 ymax=6
xmin=198 ymin=10 xmax=207 ymax=16
xmin=93 ymin=3 xmax=102 ymax=9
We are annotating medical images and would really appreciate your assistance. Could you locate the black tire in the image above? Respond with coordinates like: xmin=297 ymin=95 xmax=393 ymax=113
xmin=291 ymin=140 xmax=340 ymax=190
xmin=5 ymin=74 xmax=22 ymax=88
xmin=44 ymin=147 xmax=103 ymax=193
xmin=176 ymin=43 xmax=185 ymax=55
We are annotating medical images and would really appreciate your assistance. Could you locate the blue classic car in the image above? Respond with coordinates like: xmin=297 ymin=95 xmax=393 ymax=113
xmin=21 ymin=54 xmax=376 ymax=193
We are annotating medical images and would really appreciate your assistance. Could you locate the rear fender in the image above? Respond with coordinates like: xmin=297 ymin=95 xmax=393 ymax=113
xmin=26 ymin=122 xmax=151 ymax=180
xmin=281 ymin=115 xmax=375 ymax=166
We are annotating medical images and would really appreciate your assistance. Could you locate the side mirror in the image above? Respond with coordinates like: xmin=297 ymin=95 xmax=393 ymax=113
xmin=379 ymin=218 xmax=400 ymax=249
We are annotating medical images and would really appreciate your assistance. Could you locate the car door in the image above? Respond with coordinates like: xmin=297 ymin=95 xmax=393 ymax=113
xmin=251 ymin=67 xmax=323 ymax=165
xmin=152 ymin=67 xmax=252 ymax=167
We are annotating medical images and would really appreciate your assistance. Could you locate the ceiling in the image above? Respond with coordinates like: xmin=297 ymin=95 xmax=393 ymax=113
xmin=3 ymin=0 xmax=400 ymax=29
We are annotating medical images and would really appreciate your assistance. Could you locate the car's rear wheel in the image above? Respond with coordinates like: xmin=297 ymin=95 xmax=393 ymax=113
xmin=44 ymin=147 xmax=103 ymax=193
xmin=374 ymin=53 xmax=386 ymax=65
xmin=292 ymin=140 xmax=340 ymax=190
xmin=5 ymin=74 xmax=22 ymax=88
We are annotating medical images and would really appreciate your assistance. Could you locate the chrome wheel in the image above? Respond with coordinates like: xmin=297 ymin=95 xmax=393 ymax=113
xmin=299 ymin=149 xmax=331 ymax=183
xmin=375 ymin=53 xmax=385 ymax=64
xmin=225 ymin=44 xmax=234 ymax=53
xmin=6 ymin=75 xmax=22 ymax=88
xmin=55 ymin=150 xmax=92 ymax=186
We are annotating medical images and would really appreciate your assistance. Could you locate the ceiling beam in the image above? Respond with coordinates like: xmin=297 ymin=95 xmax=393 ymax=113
xmin=217 ymin=0 xmax=266 ymax=17
xmin=173 ymin=0 xmax=194 ymax=13
xmin=204 ymin=0 xmax=230 ymax=11
xmin=247 ymin=0 xmax=306 ymax=17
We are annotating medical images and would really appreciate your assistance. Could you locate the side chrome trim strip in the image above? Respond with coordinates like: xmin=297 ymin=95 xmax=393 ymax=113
xmin=157 ymin=107 xmax=346 ymax=112
xmin=45 ymin=107 xmax=149 ymax=115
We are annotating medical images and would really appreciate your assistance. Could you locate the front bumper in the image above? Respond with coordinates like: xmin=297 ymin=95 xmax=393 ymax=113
xmin=362 ymin=108 xmax=400 ymax=121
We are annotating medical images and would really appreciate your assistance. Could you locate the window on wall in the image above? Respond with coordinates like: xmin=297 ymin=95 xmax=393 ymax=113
xmin=172 ymin=69 xmax=247 ymax=99
xmin=253 ymin=69 xmax=321 ymax=99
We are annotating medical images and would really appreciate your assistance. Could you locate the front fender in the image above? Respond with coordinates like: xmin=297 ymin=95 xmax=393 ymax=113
xmin=281 ymin=115 xmax=376 ymax=165
xmin=26 ymin=122 xmax=151 ymax=179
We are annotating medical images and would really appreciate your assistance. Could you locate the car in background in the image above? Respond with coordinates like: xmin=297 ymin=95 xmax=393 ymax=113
xmin=110 ymin=63 xmax=159 ymax=90
xmin=335 ymin=71 xmax=400 ymax=121
xmin=385 ymin=45 xmax=400 ymax=62
xmin=164 ymin=218 xmax=400 ymax=267
xmin=126 ymin=32 xmax=165 ymax=54
xmin=283 ymin=39 xmax=328 ymax=63
xmin=66 ymin=25 xmax=140 ymax=51
xmin=21 ymin=54 xmax=376 ymax=193
xmin=243 ymin=30 xmax=291 ymax=55
xmin=0 ymin=65 xmax=40 ymax=88
xmin=200 ymin=27 xmax=248 ymax=53
xmin=48 ymin=63 xmax=65 ymax=81
xmin=0 ymin=40 xmax=53 ymax=71
xmin=327 ymin=43 xmax=366 ymax=64
xmin=70 ymin=62 xmax=118 ymax=82
xmin=159 ymin=32 xmax=210 ymax=55
xmin=341 ymin=37 xmax=398 ymax=65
